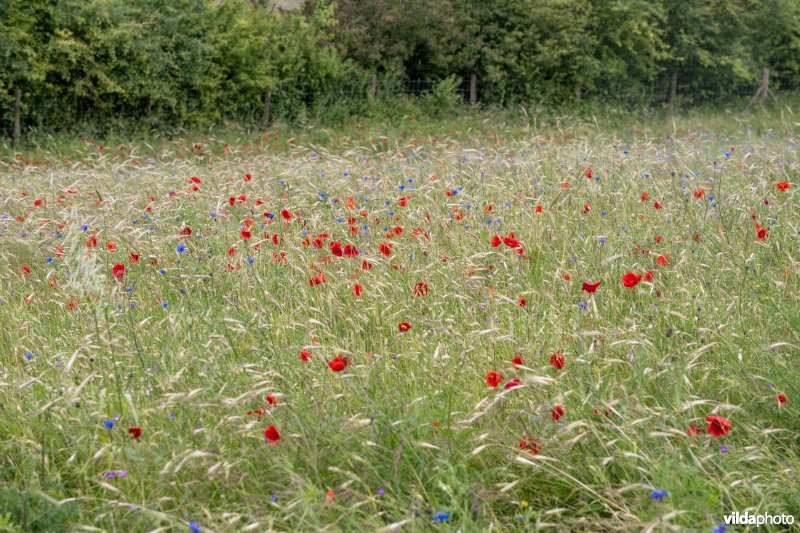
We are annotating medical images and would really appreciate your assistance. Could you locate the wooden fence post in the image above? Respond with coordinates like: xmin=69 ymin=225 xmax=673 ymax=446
xmin=469 ymin=74 xmax=477 ymax=105
xmin=262 ymin=91 xmax=272 ymax=130
xmin=369 ymin=73 xmax=377 ymax=98
xmin=669 ymin=72 xmax=678 ymax=107
xmin=13 ymin=88 xmax=22 ymax=146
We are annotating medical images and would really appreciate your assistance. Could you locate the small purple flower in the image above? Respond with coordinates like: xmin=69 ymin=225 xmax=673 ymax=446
xmin=720 ymin=445 xmax=729 ymax=453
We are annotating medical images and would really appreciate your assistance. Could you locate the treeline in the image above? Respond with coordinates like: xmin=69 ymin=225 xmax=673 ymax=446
xmin=2 ymin=0 xmax=800 ymax=137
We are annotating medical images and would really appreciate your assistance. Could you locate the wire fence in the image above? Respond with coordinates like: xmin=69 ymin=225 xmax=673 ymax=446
xmin=0 ymin=72 xmax=793 ymax=140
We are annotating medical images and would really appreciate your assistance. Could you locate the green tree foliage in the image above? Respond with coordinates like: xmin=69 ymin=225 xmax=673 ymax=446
xmin=2 ymin=0 xmax=800 ymax=137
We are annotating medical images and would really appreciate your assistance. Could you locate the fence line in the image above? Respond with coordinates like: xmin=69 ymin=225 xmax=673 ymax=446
xmin=0 ymin=71 xmax=794 ymax=140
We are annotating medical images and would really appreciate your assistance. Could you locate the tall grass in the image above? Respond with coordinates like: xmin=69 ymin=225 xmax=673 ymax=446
xmin=0 ymin=105 xmax=798 ymax=531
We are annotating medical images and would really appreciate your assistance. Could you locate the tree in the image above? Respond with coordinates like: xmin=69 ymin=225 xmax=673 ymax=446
xmin=0 ymin=0 xmax=54 ymax=143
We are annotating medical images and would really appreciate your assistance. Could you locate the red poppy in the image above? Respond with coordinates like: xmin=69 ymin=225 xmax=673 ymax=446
xmin=413 ymin=281 xmax=429 ymax=297
xmin=343 ymin=244 xmax=359 ymax=258
xmin=585 ymin=168 xmax=593 ymax=179
xmin=656 ymin=255 xmax=669 ymax=266
xmin=398 ymin=196 xmax=409 ymax=206
xmin=86 ymin=235 xmax=97 ymax=248
xmin=228 ymin=196 xmax=236 ymax=206
xmin=178 ymin=227 xmax=192 ymax=237
xmin=582 ymin=281 xmax=601 ymax=293
xmin=300 ymin=350 xmax=312 ymax=362
xmin=486 ymin=371 xmax=502 ymax=388
xmin=549 ymin=350 xmax=565 ymax=370
xmin=245 ymin=173 xmax=252 ymax=182
xmin=190 ymin=176 xmax=201 ymax=184
xmin=518 ymin=436 xmax=541 ymax=455
xmin=622 ymin=272 xmax=642 ymax=288
xmin=34 ymin=198 xmax=43 ymax=207
xmin=693 ymin=188 xmax=705 ymax=198
xmin=511 ymin=355 xmax=524 ymax=367
xmin=490 ymin=234 xmax=502 ymax=247
xmin=398 ymin=322 xmax=411 ymax=332
xmin=705 ymin=416 xmax=731 ymax=437
xmin=655 ymin=235 xmax=662 ymax=243
xmin=776 ymin=181 xmax=790 ymax=191
xmin=264 ymin=425 xmax=281 ymax=443
xmin=686 ymin=424 xmax=700 ymax=437
xmin=281 ymin=209 xmax=292 ymax=221
xmin=330 ymin=242 xmax=343 ymax=257
xmin=328 ymin=354 xmax=350 ymax=372
xmin=644 ymin=270 xmax=654 ymax=281
xmin=353 ymin=284 xmax=363 ymax=297
xmin=129 ymin=252 xmax=140 ymax=263
xmin=309 ymin=274 xmax=327 ymax=286
xmin=112 ymin=263 xmax=125 ymax=280
xmin=583 ymin=203 xmax=591 ymax=213
xmin=641 ymin=191 xmax=649 ymax=202
xmin=778 ymin=394 xmax=788 ymax=405
xmin=504 ymin=378 xmax=521 ymax=389
xmin=534 ymin=205 xmax=543 ymax=214
xmin=518 ymin=296 xmax=527 ymax=307
xmin=128 ymin=427 xmax=142 ymax=439
xmin=757 ymin=227 xmax=768 ymax=240
xmin=379 ymin=243 xmax=393 ymax=256
xmin=653 ymin=201 xmax=662 ymax=209
xmin=266 ymin=394 xmax=276 ymax=405
xmin=361 ymin=259 xmax=373 ymax=270
xmin=240 ymin=229 xmax=252 ymax=240
xmin=21 ymin=265 xmax=31 ymax=277
xmin=552 ymin=405 xmax=565 ymax=421
xmin=502 ymin=233 xmax=520 ymax=248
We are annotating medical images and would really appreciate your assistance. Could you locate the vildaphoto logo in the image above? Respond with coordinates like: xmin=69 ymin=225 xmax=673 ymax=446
xmin=723 ymin=511 xmax=795 ymax=527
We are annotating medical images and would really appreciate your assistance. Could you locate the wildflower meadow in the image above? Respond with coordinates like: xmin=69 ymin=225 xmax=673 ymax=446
xmin=1 ymin=111 xmax=798 ymax=531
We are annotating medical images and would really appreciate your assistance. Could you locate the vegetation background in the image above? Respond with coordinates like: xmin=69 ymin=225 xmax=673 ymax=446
xmin=2 ymin=0 xmax=800 ymax=140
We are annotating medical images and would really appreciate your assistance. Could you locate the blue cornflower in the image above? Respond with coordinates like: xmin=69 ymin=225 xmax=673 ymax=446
xmin=270 ymin=493 xmax=278 ymax=503
xmin=104 ymin=420 xmax=114 ymax=429
xmin=161 ymin=301 xmax=168 ymax=309
xmin=158 ymin=269 xmax=166 ymax=275
xmin=247 ymin=257 xmax=255 ymax=265
xmin=82 ymin=225 xmax=89 ymax=232
xmin=433 ymin=511 xmax=450 ymax=522
xmin=651 ymin=488 xmax=667 ymax=500
xmin=599 ymin=237 xmax=607 ymax=244
xmin=45 ymin=257 xmax=53 ymax=263
xmin=24 ymin=352 xmax=32 ymax=360
xmin=176 ymin=244 xmax=186 ymax=253
xmin=189 ymin=522 xmax=201 ymax=533
xmin=319 ymin=192 xmax=326 ymax=198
